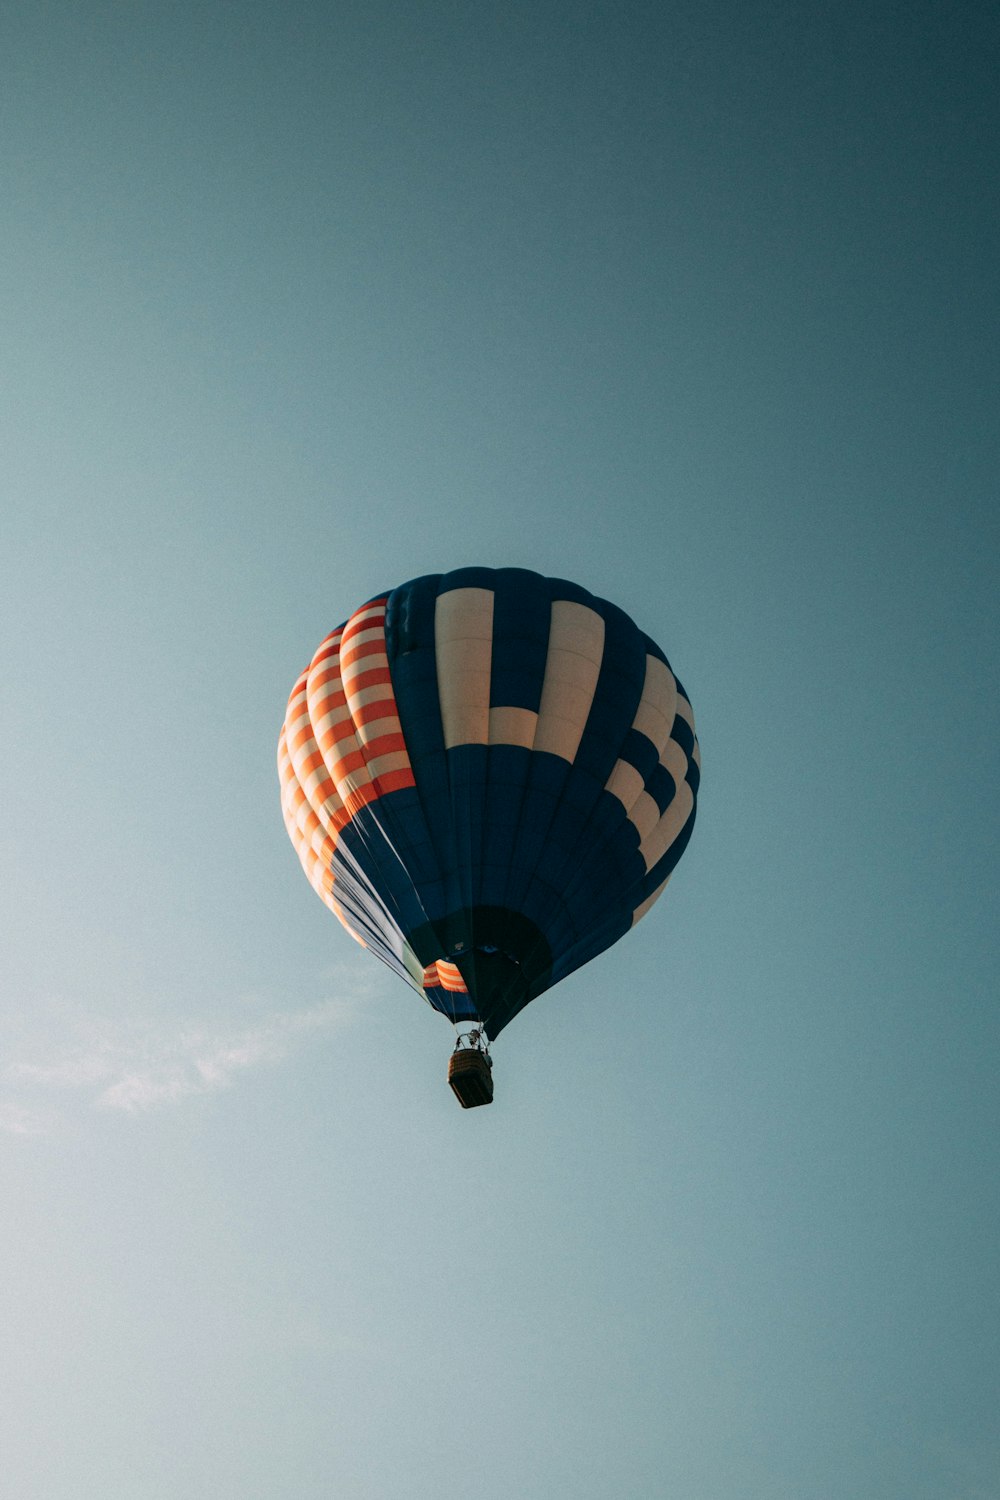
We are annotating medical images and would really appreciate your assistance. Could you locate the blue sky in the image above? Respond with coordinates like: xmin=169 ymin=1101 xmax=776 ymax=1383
xmin=2 ymin=2 xmax=998 ymax=1496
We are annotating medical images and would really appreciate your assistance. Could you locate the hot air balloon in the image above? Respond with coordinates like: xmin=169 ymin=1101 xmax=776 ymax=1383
xmin=278 ymin=567 xmax=699 ymax=1107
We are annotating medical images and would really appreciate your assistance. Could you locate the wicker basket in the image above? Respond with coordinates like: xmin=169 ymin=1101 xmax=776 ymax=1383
xmin=448 ymin=1048 xmax=494 ymax=1108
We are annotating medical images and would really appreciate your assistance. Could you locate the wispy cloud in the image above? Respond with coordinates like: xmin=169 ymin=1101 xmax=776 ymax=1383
xmin=0 ymin=1100 xmax=55 ymax=1137
xmin=2 ymin=988 xmax=366 ymax=1130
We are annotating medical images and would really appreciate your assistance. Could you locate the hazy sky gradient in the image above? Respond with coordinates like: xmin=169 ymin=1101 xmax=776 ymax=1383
xmin=2 ymin=2 xmax=997 ymax=1496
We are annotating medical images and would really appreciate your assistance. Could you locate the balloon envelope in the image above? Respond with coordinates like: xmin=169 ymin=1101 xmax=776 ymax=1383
xmin=278 ymin=567 xmax=699 ymax=1038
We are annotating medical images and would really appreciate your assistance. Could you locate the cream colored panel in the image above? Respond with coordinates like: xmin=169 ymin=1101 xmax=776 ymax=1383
xmin=337 ymin=767 xmax=373 ymax=799
xmin=342 ymin=603 xmax=385 ymax=629
xmin=288 ymin=722 xmax=344 ymax=836
xmin=286 ymin=716 xmax=313 ymax=759
xmin=302 ymin=762 xmax=338 ymax=804
xmin=340 ymin=625 xmax=386 ymax=651
xmin=436 ymin=587 xmax=494 ymax=747
xmin=278 ymin=726 xmax=341 ymax=914
xmin=540 ymin=645 xmax=604 ymax=692
xmin=660 ymin=736 xmax=689 ymax=784
xmin=305 ymin=656 xmax=370 ymax=810
xmin=312 ymin=702 xmax=352 ymax=737
xmin=366 ymin=749 xmax=412 ymax=779
xmin=345 ymin=682 xmax=394 ymax=713
xmin=605 ymin=760 xmax=645 ymax=811
xmin=632 ymin=656 xmax=677 ymax=756
xmin=549 ymin=599 xmax=605 ymax=661
xmin=357 ymin=714 xmax=401 ymax=746
xmin=488 ymin=705 xmax=538 ymax=748
xmin=674 ymin=692 xmax=696 ymax=732
xmin=629 ymin=789 xmax=661 ymax=841
xmin=533 ymin=693 xmax=600 ymax=759
xmin=638 ymin=782 xmax=695 ymax=871
xmin=436 ymin=586 xmax=494 ymax=640
xmin=631 ymin=877 xmax=670 ymax=927
xmin=439 ymin=654 xmax=492 ymax=745
xmin=533 ymin=716 xmax=579 ymax=760
xmin=533 ymin=602 xmax=604 ymax=762
xmin=341 ymin=650 xmax=389 ymax=679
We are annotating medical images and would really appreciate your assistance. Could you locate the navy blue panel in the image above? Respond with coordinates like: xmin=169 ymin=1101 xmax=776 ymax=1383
xmin=420 ymin=752 xmax=467 ymax=922
xmin=477 ymin=745 xmax=532 ymax=905
xmin=371 ymin=785 xmax=442 ymax=889
xmin=384 ymin=575 xmax=442 ymax=839
xmin=548 ymin=765 xmax=605 ymax=816
xmin=444 ymin=744 xmax=488 ymax=934
xmin=619 ymin=727 xmax=661 ymax=781
xmin=686 ymin=758 xmax=701 ymax=796
xmin=489 ymin=568 xmax=552 ymax=712
xmin=424 ymin=985 xmax=479 ymax=1024
xmin=543 ymin=788 xmax=643 ymax=951
xmin=671 ymin=714 xmax=695 ymax=759
xmin=481 ymin=569 xmax=551 ymax=962
xmin=560 ymin=826 xmax=645 ymax=932
xmin=327 ymin=863 xmax=408 ymax=981
xmin=337 ymin=817 xmax=426 ymax=938
xmin=490 ymin=659 xmax=548 ymax=710
xmin=493 ymin=746 xmax=569 ymax=966
xmin=550 ymin=907 xmax=632 ymax=987
xmin=536 ymin=796 xmax=610 ymax=889
xmin=643 ymin=634 xmax=670 ymax=668
xmin=572 ymin=598 xmax=646 ymax=785
xmin=589 ymin=789 xmax=630 ymax=841
xmin=478 ymin=571 xmax=552 ymax=956
xmin=523 ymin=892 xmax=576 ymax=957
xmin=547 ymin=576 xmax=597 ymax=609
xmin=647 ymin=762 xmax=677 ymax=816
xmin=501 ymin=753 xmax=568 ymax=878
xmin=639 ymin=802 xmax=698 ymax=898
xmin=385 ymin=574 xmax=440 ymax=658
xmin=438 ymin=565 xmax=498 ymax=594
xmin=553 ymin=834 xmax=660 ymax=981
xmin=384 ymin=575 xmax=462 ymax=929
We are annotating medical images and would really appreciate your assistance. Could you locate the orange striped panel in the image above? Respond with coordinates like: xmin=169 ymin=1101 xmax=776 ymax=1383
xmin=277 ymin=713 xmax=366 ymax=946
xmin=336 ymin=600 xmax=416 ymax=801
xmin=296 ymin=601 xmax=415 ymax=833
xmin=287 ymin=640 xmax=353 ymax=838
xmin=422 ymin=960 xmax=469 ymax=994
